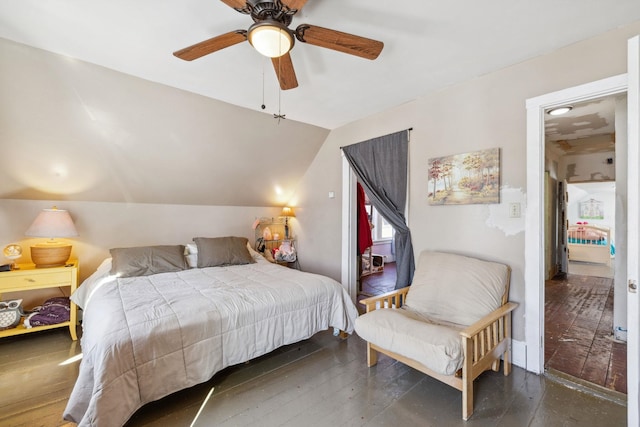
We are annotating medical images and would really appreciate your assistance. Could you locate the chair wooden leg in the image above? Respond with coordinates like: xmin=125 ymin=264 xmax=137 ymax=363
xmin=504 ymin=315 xmax=512 ymax=376
xmin=503 ymin=346 xmax=512 ymax=376
xmin=462 ymin=337 xmax=473 ymax=420
xmin=462 ymin=375 xmax=473 ymax=421
xmin=367 ymin=343 xmax=378 ymax=367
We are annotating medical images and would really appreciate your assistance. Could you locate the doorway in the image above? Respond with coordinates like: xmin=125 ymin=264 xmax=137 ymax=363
xmin=541 ymin=93 xmax=627 ymax=394
xmin=524 ymin=73 xmax=628 ymax=375
xmin=357 ymin=190 xmax=397 ymax=305
xmin=550 ymin=182 xmax=624 ymax=393
xmin=525 ymin=71 xmax=640 ymax=412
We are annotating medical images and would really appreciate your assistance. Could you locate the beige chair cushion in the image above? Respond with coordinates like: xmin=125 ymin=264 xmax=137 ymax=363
xmin=355 ymin=308 xmax=464 ymax=375
xmin=404 ymin=251 xmax=509 ymax=326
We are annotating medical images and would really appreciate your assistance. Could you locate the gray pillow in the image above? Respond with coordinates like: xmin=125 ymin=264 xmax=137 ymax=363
xmin=194 ymin=236 xmax=255 ymax=268
xmin=110 ymin=245 xmax=187 ymax=278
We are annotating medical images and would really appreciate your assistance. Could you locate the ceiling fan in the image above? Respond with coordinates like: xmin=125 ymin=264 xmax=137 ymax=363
xmin=173 ymin=0 xmax=384 ymax=90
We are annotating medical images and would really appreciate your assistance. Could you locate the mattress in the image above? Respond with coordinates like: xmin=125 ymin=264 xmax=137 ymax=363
xmin=63 ymin=256 xmax=358 ymax=426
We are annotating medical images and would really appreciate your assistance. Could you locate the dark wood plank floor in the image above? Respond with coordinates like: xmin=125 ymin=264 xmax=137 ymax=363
xmin=0 ymin=326 xmax=626 ymax=427
xmin=545 ymin=272 xmax=627 ymax=394
xmin=357 ymin=262 xmax=396 ymax=312
xmin=0 ymin=329 xmax=78 ymax=427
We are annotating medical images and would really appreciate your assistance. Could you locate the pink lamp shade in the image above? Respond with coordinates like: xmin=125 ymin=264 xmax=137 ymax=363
xmin=25 ymin=207 xmax=78 ymax=268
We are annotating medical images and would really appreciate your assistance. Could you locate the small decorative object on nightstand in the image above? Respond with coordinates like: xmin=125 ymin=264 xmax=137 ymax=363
xmin=0 ymin=299 xmax=24 ymax=330
xmin=3 ymin=244 xmax=22 ymax=270
xmin=0 ymin=261 xmax=79 ymax=340
xmin=25 ymin=207 xmax=78 ymax=268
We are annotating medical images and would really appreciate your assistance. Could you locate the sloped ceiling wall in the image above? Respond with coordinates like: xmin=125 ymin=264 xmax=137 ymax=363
xmin=0 ymin=38 xmax=330 ymax=207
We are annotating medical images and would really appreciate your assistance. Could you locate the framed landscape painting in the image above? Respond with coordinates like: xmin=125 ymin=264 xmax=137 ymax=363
xmin=428 ymin=148 xmax=500 ymax=205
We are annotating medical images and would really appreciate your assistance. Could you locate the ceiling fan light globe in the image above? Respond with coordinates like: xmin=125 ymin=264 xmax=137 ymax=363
xmin=248 ymin=21 xmax=293 ymax=58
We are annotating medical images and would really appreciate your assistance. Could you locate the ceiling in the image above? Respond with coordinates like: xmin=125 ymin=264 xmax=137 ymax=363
xmin=2 ymin=1 xmax=640 ymax=130
xmin=545 ymin=96 xmax=620 ymax=156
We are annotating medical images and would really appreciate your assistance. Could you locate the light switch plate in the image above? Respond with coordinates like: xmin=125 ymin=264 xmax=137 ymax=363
xmin=509 ymin=202 xmax=521 ymax=218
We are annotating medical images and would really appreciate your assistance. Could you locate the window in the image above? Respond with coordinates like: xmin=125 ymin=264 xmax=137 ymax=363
xmin=365 ymin=203 xmax=394 ymax=242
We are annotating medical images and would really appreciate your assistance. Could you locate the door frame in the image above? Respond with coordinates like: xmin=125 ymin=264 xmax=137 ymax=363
xmin=626 ymin=35 xmax=640 ymax=427
xmin=525 ymin=73 xmax=627 ymax=376
xmin=341 ymin=154 xmax=358 ymax=302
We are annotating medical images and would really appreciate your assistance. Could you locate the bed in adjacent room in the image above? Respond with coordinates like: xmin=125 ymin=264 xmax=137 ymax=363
xmin=63 ymin=237 xmax=358 ymax=427
xmin=567 ymin=223 xmax=613 ymax=266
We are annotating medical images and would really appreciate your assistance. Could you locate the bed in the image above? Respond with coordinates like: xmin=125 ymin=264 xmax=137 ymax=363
xmin=63 ymin=238 xmax=358 ymax=427
xmin=567 ymin=223 xmax=612 ymax=266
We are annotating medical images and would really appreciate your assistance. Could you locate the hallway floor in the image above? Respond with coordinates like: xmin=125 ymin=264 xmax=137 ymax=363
xmin=545 ymin=269 xmax=627 ymax=394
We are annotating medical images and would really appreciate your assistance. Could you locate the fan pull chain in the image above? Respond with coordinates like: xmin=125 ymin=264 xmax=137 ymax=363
xmin=273 ymin=86 xmax=285 ymax=123
xmin=260 ymin=58 xmax=266 ymax=110
xmin=273 ymin=52 xmax=286 ymax=123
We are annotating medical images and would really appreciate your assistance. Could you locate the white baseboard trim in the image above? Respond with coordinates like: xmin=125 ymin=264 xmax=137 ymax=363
xmin=511 ymin=339 xmax=526 ymax=369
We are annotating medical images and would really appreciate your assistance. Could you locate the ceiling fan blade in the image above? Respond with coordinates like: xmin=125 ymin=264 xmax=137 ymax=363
xmin=296 ymin=25 xmax=383 ymax=60
xmin=281 ymin=0 xmax=308 ymax=13
xmin=173 ymin=31 xmax=247 ymax=61
xmin=219 ymin=0 xmax=247 ymax=10
xmin=271 ymin=53 xmax=298 ymax=90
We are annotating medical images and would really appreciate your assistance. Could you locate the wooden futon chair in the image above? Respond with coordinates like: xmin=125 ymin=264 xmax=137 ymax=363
xmin=355 ymin=251 xmax=518 ymax=420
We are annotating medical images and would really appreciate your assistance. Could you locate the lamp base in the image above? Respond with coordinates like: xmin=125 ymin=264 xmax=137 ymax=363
xmin=30 ymin=243 xmax=72 ymax=268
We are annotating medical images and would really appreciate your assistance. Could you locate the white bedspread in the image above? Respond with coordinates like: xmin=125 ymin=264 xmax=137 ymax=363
xmin=63 ymin=259 xmax=358 ymax=426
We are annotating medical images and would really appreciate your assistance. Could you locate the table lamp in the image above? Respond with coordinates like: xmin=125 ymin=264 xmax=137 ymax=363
xmin=25 ymin=207 xmax=78 ymax=268
xmin=280 ymin=206 xmax=295 ymax=239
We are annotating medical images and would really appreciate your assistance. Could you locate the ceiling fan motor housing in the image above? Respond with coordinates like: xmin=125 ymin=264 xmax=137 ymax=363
xmin=246 ymin=0 xmax=294 ymax=26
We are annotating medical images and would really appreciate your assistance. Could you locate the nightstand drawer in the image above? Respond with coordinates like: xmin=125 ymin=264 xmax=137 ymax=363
xmin=0 ymin=271 xmax=73 ymax=292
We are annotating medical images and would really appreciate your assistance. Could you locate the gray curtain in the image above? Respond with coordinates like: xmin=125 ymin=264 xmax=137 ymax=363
xmin=342 ymin=130 xmax=415 ymax=289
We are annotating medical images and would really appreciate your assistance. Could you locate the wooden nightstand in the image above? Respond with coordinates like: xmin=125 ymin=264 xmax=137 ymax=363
xmin=0 ymin=261 xmax=79 ymax=340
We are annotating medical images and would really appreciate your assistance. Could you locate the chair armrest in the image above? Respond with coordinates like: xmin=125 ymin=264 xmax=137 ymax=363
xmin=360 ymin=286 xmax=411 ymax=313
xmin=459 ymin=302 xmax=518 ymax=339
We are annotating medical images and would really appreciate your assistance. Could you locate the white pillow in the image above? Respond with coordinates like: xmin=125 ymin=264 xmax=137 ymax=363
xmin=184 ymin=243 xmax=198 ymax=268
xmin=69 ymin=258 xmax=116 ymax=310
xmin=404 ymin=251 xmax=509 ymax=326
xmin=247 ymin=242 xmax=268 ymax=262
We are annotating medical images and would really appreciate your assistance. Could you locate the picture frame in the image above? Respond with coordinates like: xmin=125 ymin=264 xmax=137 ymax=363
xmin=428 ymin=148 xmax=500 ymax=205
xmin=579 ymin=198 xmax=604 ymax=219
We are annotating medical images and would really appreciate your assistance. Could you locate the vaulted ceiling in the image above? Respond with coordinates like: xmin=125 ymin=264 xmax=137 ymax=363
xmin=3 ymin=1 xmax=640 ymax=129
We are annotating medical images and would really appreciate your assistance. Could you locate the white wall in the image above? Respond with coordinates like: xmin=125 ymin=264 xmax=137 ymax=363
xmin=560 ymin=151 xmax=616 ymax=183
xmin=294 ymin=20 xmax=640 ymax=343
xmin=371 ymin=241 xmax=394 ymax=263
